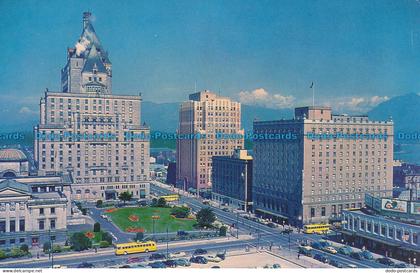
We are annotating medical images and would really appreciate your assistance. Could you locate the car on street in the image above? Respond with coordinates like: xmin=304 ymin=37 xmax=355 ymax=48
xmin=190 ymin=256 xmax=208 ymax=264
xmin=177 ymin=231 xmax=189 ymax=236
xmin=324 ymin=246 xmax=337 ymax=254
xmin=163 ymin=259 xmax=178 ymax=268
xmin=298 ymin=246 xmax=313 ymax=257
xmin=222 ymin=208 xmax=230 ymax=212
xmin=329 ymin=259 xmax=344 ymax=268
xmin=272 ymin=264 xmax=281 ymax=268
xmin=127 ymin=256 xmax=146 ymax=263
xmin=266 ymin=222 xmax=277 ymax=228
xmin=338 ymin=246 xmax=353 ymax=255
xmin=206 ymin=255 xmax=222 ymax=263
xmin=169 ymin=251 xmax=186 ymax=258
xmin=175 ymin=258 xmax=191 ymax=267
xmin=216 ymin=252 xmax=226 ymax=260
xmin=281 ymin=228 xmax=293 ymax=234
xmin=310 ymin=242 xmax=323 ymax=250
xmin=313 ymin=254 xmax=329 ymax=263
xmin=193 ymin=248 xmax=208 ymax=255
xmin=149 ymin=253 xmax=166 ymax=261
xmin=345 ymin=264 xmax=358 ymax=268
xmin=361 ymin=250 xmax=374 ymax=260
xmin=376 ymin=257 xmax=395 ymax=267
xmin=318 ymin=240 xmax=331 ymax=248
xmin=395 ymin=263 xmax=408 ymax=268
xmin=350 ymin=252 xmax=364 ymax=260
xmin=148 ymin=261 xmax=167 ymax=268
xmin=77 ymin=262 xmax=95 ymax=268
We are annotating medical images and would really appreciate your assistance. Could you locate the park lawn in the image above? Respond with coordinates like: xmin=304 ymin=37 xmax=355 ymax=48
xmin=105 ymin=207 xmax=197 ymax=233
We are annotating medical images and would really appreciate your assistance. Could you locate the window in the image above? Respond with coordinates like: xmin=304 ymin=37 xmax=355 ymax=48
xmin=50 ymin=219 xmax=56 ymax=230
xmin=19 ymin=219 xmax=25 ymax=232
xmin=0 ymin=220 xmax=5 ymax=233
xmin=321 ymin=207 xmax=326 ymax=216
xmin=310 ymin=208 xmax=315 ymax=218
xmin=381 ymin=225 xmax=386 ymax=236
xmin=39 ymin=220 xmax=45 ymax=230
xmin=40 ymin=208 xmax=44 ymax=215
xmin=51 ymin=208 xmax=55 ymax=214
xmin=10 ymin=220 xmax=15 ymax=232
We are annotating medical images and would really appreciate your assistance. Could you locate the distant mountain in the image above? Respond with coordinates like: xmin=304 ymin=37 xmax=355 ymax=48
xmin=367 ymin=93 xmax=420 ymax=136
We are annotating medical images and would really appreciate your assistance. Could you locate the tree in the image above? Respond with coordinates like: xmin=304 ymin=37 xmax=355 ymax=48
xmin=196 ymin=207 xmax=216 ymax=228
xmin=102 ymin=232 xmax=113 ymax=244
xmin=20 ymin=244 xmax=29 ymax=253
xmin=151 ymin=198 xmax=158 ymax=207
xmin=157 ymin=197 xmax=167 ymax=207
xmin=93 ymin=222 xmax=101 ymax=232
xmin=118 ymin=191 xmax=133 ymax=205
xmin=96 ymin=200 xmax=103 ymax=207
xmin=171 ymin=206 xmax=190 ymax=218
xmin=43 ymin=242 xmax=51 ymax=253
xmin=219 ymin=226 xmax=227 ymax=237
xmin=70 ymin=232 xmax=92 ymax=251
xmin=134 ymin=232 xmax=144 ymax=242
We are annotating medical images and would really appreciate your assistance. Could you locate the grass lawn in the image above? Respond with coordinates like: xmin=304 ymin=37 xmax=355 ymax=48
xmin=105 ymin=207 xmax=197 ymax=233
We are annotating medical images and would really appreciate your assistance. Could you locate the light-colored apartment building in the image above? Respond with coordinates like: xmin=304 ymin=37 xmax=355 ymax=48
xmin=253 ymin=106 xmax=393 ymax=226
xmin=176 ymin=90 xmax=244 ymax=192
xmin=34 ymin=12 xmax=150 ymax=201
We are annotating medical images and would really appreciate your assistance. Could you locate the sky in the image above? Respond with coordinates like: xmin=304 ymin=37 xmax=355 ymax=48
xmin=0 ymin=0 xmax=419 ymax=114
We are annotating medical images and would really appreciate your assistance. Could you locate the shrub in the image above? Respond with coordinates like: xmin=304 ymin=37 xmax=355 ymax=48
xmin=93 ymin=222 xmax=101 ymax=232
xmin=101 ymin=232 xmax=113 ymax=244
xmin=10 ymin=247 xmax=25 ymax=258
xmin=171 ymin=206 xmax=190 ymax=218
xmin=99 ymin=241 xmax=110 ymax=248
xmin=219 ymin=226 xmax=228 ymax=237
xmin=81 ymin=208 xmax=87 ymax=215
xmin=134 ymin=232 xmax=144 ymax=242
xmin=43 ymin=242 xmax=51 ymax=253
xmin=96 ymin=200 xmax=103 ymax=207
xmin=0 ymin=250 xmax=7 ymax=259
xmin=70 ymin=232 xmax=92 ymax=251
xmin=20 ymin=244 xmax=29 ymax=253
xmin=53 ymin=245 xmax=62 ymax=253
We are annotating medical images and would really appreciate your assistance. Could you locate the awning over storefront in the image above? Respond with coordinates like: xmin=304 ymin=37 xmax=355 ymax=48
xmin=341 ymin=229 xmax=401 ymax=247
xmin=255 ymin=208 xmax=288 ymax=219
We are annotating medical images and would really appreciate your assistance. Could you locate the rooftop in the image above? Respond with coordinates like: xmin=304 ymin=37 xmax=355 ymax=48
xmin=0 ymin=149 xmax=27 ymax=162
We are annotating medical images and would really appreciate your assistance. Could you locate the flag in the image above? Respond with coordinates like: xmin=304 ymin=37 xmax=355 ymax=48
xmin=310 ymin=82 xmax=314 ymax=88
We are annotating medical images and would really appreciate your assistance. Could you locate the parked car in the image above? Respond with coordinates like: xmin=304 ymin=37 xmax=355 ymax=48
xmin=77 ymin=262 xmax=95 ymax=268
xmin=313 ymin=254 xmax=329 ymax=263
xmin=190 ymin=256 xmax=208 ymax=264
xmin=148 ymin=261 xmax=167 ymax=268
xmin=395 ymin=263 xmax=408 ymax=268
xmin=324 ymin=246 xmax=337 ymax=254
xmin=149 ymin=253 xmax=166 ymax=261
xmin=206 ymin=255 xmax=222 ymax=263
xmin=298 ymin=246 xmax=313 ymax=257
xmin=272 ymin=264 xmax=281 ymax=268
xmin=163 ymin=259 xmax=178 ymax=268
xmin=211 ymin=266 xmax=221 ymax=268
xmin=267 ymin=222 xmax=277 ymax=228
xmin=310 ymin=242 xmax=323 ymax=250
xmin=346 ymin=264 xmax=358 ymax=268
xmin=338 ymin=246 xmax=353 ymax=255
xmin=216 ymin=252 xmax=226 ymax=260
xmin=119 ymin=265 xmax=131 ymax=268
xmin=175 ymin=258 xmax=191 ymax=267
xmin=281 ymin=228 xmax=293 ymax=234
xmin=376 ymin=257 xmax=395 ymax=267
xmin=350 ymin=252 xmax=364 ymax=260
xmin=127 ymin=256 xmax=146 ymax=263
xmin=169 ymin=251 xmax=186 ymax=258
xmin=177 ymin=231 xmax=189 ymax=236
xmin=329 ymin=259 xmax=344 ymax=268
xmin=193 ymin=248 xmax=208 ymax=255
xmin=318 ymin=240 xmax=331 ymax=248
xmin=361 ymin=250 xmax=374 ymax=260
xmin=222 ymin=208 xmax=230 ymax=212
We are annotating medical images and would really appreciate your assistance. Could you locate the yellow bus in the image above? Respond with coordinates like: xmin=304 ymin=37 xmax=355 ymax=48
xmin=161 ymin=194 xmax=179 ymax=202
xmin=303 ymin=223 xmax=331 ymax=234
xmin=115 ymin=241 xmax=157 ymax=255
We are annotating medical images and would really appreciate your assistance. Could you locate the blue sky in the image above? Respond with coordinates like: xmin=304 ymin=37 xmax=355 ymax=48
xmin=0 ymin=0 xmax=419 ymax=113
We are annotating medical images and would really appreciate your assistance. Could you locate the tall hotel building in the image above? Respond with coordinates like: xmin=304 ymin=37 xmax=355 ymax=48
xmin=253 ymin=106 xmax=393 ymax=226
xmin=34 ymin=13 xmax=150 ymax=201
xmin=176 ymin=91 xmax=244 ymax=192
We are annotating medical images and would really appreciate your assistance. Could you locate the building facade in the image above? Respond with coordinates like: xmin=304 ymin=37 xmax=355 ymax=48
xmin=211 ymin=150 xmax=253 ymax=211
xmin=176 ymin=90 xmax=244 ymax=192
xmin=0 ymin=149 xmax=29 ymax=178
xmin=253 ymin=106 xmax=393 ymax=226
xmin=34 ymin=13 xmax=150 ymax=201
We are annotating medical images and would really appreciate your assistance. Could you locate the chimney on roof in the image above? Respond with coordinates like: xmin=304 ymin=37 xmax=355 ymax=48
xmin=83 ymin=12 xmax=92 ymax=29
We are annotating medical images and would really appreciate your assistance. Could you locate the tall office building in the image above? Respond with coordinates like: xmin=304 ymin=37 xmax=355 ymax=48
xmin=253 ymin=106 xmax=393 ymax=226
xmin=34 ymin=12 xmax=150 ymax=201
xmin=176 ymin=90 xmax=244 ymax=192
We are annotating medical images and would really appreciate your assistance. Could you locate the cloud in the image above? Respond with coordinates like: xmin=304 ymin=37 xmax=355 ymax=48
xmin=327 ymin=95 xmax=389 ymax=113
xmin=75 ymin=36 xmax=90 ymax=56
xmin=19 ymin=106 xmax=37 ymax=115
xmin=238 ymin=88 xmax=295 ymax=109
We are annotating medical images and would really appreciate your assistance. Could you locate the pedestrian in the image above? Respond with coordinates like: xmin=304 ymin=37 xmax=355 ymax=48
xmin=298 ymin=253 xmax=300 ymax=259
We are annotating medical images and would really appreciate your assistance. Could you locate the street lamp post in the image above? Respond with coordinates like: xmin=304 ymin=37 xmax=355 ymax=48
xmin=152 ymin=215 xmax=160 ymax=240
xmin=166 ymin=226 xmax=169 ymax=258
xmin=236 ymin=213 xmax=239 ymax=239
xmin=49 ymin=229 xmax=54 ymax=269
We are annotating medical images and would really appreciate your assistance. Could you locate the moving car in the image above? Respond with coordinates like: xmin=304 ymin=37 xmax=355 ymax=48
xmin=148 ymin=261 xmax=167 ymax=268
xmin=206 ymin=255 xmax=222 ymax=263
xmin=350 ymin=252 xmax=363 ymax=260
xmin=149 ymin=253 xmax=166 ymax=261
xmin=310 ymin=242 xmax=323 ymax=250
xmin=267 ymin=222 xmax=277 ymax=228
xmin=281 ymin=228 xmax=293 ymax=234
xmin=338 ymin=246 xmax=353 ymax=255
xmin=163 ymin=260 xmax=178 ymax=268
xmin=169 ymin=251 xmax=186 ymax=258
xmin=324 ymin=246 xmax=337 ymax=254
xmin=313 ymin=254 xmax=329 ymax=263
xmin=376 ymin=257 xmax=395 ymax=267
xmin=193 ymin=248 xmax=208 ymax=255
xmin=190 ymin=256 xmax=208 ymax=264
xmin=77 ymin=262 xmax=95 ymax=268
xmin=395 ymin=263 xmax=408 ymax=268
xmin=175 ymin=258 xmax=191 ymax=267
xmin=329 ymin=259 xmax=344 ymax=268
xmin=361 ymin=250 xmax=374 ymax=260
xmin=216 ymin=252 xmax=226 ymax=260
xmin=298 ymin=246 xmax=313 ymax=257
